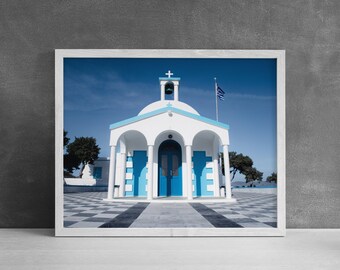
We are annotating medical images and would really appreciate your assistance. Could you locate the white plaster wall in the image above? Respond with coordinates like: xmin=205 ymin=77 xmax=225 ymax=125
xmin=126 ymin=142 xmax=147 ymax=153
xmin=138 ymin=100 xmax=199 ymax=116
xmin=82 ymin=163 xmax=95 ymax=180
xmin=114 ymin=152 xmax=122 ymax=189
xmin=64 ymin=178 xmax=96 ymax=186
xmin=192 ymin=133 xmax=222 ymax=197
xmin=109 ymin=108 xmax=230 ymax=198
xmin=110 ymin=111 xmax=229 ymax=146
xmin=92 ymin=158 xmax=110 ymax=186
xmin=122 ymin=133 xmax=148 ymax=155
xmin=213 ymin=137 xmax=222 ymax=196
xmin=192 ymin=137 xmax=214 ymax=157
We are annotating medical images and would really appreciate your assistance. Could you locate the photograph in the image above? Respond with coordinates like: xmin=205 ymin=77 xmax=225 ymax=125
xmin=56 ymin=50 xmax=285 ymax=236
xmin=3 ymin=1 xmax=339 ymax=268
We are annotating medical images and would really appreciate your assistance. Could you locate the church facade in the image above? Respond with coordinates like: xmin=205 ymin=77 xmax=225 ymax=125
xmin=105 ymin=71 xmax=233 ymax=201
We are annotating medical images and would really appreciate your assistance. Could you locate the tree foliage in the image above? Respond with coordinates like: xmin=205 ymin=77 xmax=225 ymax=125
xmin=244 ymin=167 xmax=263 ymax=183
xmin=63 ymin=130 xmax=79 ymax=175
xmin=220 ymin=152 xmax=253 ymax=180
xmin=266 ymin=172 xmax=277 ymax=183
xmin=63 ymin=133 xmax=100 ymax=176
xmin=228 ymin=152 xmax=253 ymax=180
xmin=64 ymin=153 xmax=80 ymax=174
xmin=220 ymin=151 xmax=263 ymax=183
xmin=66 ymin=137 xmax=100 ymax=176
xmin=64 ymin=131 xmax=70 ymax=147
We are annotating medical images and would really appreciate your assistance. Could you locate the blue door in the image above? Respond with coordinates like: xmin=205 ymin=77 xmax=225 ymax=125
xmin=133 ymin=151 xmax=147 ymax=197
xmin=158 ymin=140 xmax=182 ymax=196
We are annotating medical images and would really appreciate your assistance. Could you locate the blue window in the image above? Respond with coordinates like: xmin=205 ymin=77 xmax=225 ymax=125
xmin=93 ymin=167 xmax=102 ymax=179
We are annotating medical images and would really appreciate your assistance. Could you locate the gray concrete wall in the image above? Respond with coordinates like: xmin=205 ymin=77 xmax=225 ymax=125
xmin=0 ymin=0 xmax=339 ymax=228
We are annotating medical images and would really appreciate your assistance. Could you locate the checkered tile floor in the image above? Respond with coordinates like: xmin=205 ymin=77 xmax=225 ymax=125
xmin=64 ymin=191 xmax=277 ymax=228
xmin=203 ymin=192 xmax=277 ymax=228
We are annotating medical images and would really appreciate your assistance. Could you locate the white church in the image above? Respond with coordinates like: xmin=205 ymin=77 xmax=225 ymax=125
xmin=91 ymin=71 xmax=233 ymax=201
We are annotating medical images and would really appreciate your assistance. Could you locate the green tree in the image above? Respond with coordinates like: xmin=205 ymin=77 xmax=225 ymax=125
xmin=64 ymin=131 xmax=70 ymax=147
xmin=64 ymin=153 xmax=80 ymax=174
xmin=228 ymin=152 xmax=253 ymax=181
xmin=63 ymin=130 xmax=79 ymax=177
xmin=244 ymin=167 xmax=263 ymax=183
xmin=221 ymin=152 xmax=253 ymax=179
xmin=66 ymin=137 xmax=101 ymax=177
xmin=220 ymin=151 xmax=263 ymax=184
xmin=266 ymin=172 xmax=277 ymax=183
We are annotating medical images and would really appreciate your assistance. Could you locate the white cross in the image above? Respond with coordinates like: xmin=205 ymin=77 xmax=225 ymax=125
xmin=165 ymin=70 xmax=173 ymax=78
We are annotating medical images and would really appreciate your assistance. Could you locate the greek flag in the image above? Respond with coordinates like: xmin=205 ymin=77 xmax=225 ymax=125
xmin=217 ymin=86 xmax=225 ymax=101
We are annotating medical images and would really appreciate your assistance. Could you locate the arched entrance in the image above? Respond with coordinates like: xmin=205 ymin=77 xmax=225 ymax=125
xmin=158 ymin=140 xmax=182 ymax=196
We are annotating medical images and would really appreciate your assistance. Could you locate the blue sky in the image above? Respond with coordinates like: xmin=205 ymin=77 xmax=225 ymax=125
xmin=64 ymin=58 xmax=277 ymax=181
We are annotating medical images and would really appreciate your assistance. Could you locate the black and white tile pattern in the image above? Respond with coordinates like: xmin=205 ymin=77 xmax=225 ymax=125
xmin=202 ymin=192 xmax=277 ymax=228
xmin=64 ymin=191 xmax=277 ymax=228
xmin=64 ymin=192 xmax=137 ymax=228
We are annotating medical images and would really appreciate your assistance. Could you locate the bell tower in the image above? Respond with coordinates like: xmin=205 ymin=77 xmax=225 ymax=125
xmin=159 ymin=70 xmax=180 ymax=101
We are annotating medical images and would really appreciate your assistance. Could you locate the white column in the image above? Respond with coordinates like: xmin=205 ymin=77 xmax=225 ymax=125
xmin=161 ymin=83 xmax=165 ymax=100
xmin=222 ymin=144 xmax=232 ymax=199
xmin=119 ymin=152 xmax=127 ymax=197
xmin=147 ymin=145 xmax=154 ymax=200
xmin=186 ymin=145 xmax=193 ymax=200
xmin=213 ymin=152 xmax=220 ymax=197
xmin=174 ymin=82 xmax=179 ymax=101
xmin=107 ymin=145 xmax=116 ymax=200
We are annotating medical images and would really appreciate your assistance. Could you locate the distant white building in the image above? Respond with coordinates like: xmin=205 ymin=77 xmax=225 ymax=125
xmin=97 ymin=71 xmax=233 ymax=201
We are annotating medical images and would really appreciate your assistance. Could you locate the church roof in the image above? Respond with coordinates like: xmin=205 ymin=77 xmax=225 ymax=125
xmin=138 ymin=100 xmax=199 ymax=115
xmin=110 ymin=104 xmax=229 ymax=130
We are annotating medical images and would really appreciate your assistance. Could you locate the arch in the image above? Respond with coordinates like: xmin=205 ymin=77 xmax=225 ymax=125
xmin=152 ymin=129 xmax=185 ymax=147
xmin=164 ymin=82 xmax=174 ymax=100
xmin=192 ymin=130 xmax=223 ymax=197
xmin=158 ymin=140 xmax=183 ymax=196
xmin=159 ymin=139 xmax=182 ymax=152
xmin=113 ymin=130 xmax=148 ymax=149
xmin=114 ymin=130 xmax=148 ymax=197
xmin=164 ymin=82 xmax=174 ymax=95
xmin=152 ymin=130 xmax=186 ymax=198
xmin=192 ymin=130 xmax=223 ymax=147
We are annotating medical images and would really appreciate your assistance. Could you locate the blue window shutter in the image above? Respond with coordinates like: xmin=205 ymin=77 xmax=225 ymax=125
xmin=93 ymin=167 xmax=102 ymax=179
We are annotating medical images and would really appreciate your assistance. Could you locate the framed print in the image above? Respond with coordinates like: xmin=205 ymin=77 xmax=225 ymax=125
xmin=55 ymin=50 xmax=285 ymax=236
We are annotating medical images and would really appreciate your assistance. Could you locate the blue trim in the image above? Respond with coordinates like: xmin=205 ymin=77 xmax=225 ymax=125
xmin=125 ymin=191 xmax=134 ymax=197
xmin=124 ymin=151 xmax=147 ymax=197
xmin=110 ymin=107 xmax=229 ymax=130
xmin=159 ymin=77 xmax=181 ymax=81
xmin=192 ymin=151 xmax=214 ymax=197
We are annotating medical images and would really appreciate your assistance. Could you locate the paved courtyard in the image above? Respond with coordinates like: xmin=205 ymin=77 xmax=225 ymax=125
xmin=64 ymin=191 xmax=277 ymax=228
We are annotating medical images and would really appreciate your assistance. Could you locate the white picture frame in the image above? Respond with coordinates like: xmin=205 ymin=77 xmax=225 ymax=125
xmin=55 ymin=49 xmax=285 ymax=236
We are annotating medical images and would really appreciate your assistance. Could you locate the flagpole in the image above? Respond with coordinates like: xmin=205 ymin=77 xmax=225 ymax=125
xmin=214 ymin=77 xmax=218 ymax=122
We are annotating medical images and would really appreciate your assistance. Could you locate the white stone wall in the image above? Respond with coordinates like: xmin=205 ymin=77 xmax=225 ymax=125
xmin=92 ymin=158 xmax=110 ymax=186
xmin=110 ymin=111 xmax=229 ymax=146
xmin=107 ymin=101 xmax=230 ymax=199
